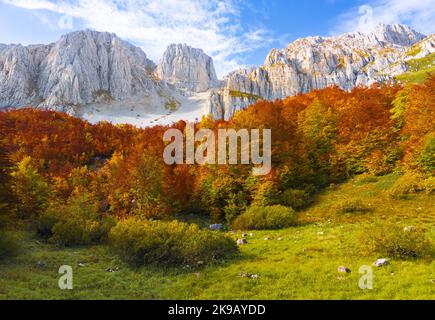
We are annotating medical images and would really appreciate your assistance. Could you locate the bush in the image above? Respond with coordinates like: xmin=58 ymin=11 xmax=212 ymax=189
xmin=109 ymin=219 xmax=238 ymax=267
xmin=359 ymin=221 xmax=431 ymax=259
xmin=224 ymin=192 xmax=248 ymax=224
xmin=11 ymin=157 xmax=50 ymax=219
xmin=0 ymin=231 xmax=19 ymax=260
xmin=418 ymin=134 xmax=435 ymax=172
xmin=333 ymin=199 xmax=374 ymax=214
xmin=232 ymin=205 xmax=298 ymax=230
xmin=251 ymin=181 xmax=280 ymax=207
xmin=278 ymin=189 xmax=312 ymax=210
xmin=37 ymin=193 xmax=115 ymax=246
xmin=389 ymin=172 xmax=433 ymax=199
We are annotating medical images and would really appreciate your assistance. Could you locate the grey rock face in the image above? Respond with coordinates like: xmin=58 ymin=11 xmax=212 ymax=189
xmin=155 ymin=44 xmax=219 ymax=93
xmin=39 ymin=30 xmax=156 ymax=106
xmin=0 ymin=44 xmax=49 ymax=108
xmin=0 ymin=25 xmax=433 ymax=123
xmin=371 ymin=24 xmax=425 ymax=46
xmin=209 ymin=24 xmax=433 ymax=120
xmin=0 ymin=30 xmax=159 ymax=112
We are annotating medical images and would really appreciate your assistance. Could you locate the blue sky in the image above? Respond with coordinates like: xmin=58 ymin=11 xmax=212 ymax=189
xmin=1 ymin=0 xmax=434 ymax=77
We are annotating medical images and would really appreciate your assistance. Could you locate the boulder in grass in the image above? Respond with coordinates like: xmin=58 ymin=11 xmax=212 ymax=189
xmin=338 ymin=266 xmax=351 ymax=274
xmin=237 ymin=238 xmax=248 ymax=246
xmin=374 ymin=258 xmax=389 ymax=267
xmin=209 ymin=224 xmax=223 ymax=231
xmin=403 ymin=226 xmax=416 ymax=232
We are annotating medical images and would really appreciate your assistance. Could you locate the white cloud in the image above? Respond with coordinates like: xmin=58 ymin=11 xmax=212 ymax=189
xmin=3 ymin=0 xmax=273 ymax=77
xmin=331 ymin=0 xmax=435 ymax=36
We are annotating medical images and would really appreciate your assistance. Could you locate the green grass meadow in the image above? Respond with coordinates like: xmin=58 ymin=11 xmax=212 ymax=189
xmin=1 ymin=174 xmax=434 ymax=300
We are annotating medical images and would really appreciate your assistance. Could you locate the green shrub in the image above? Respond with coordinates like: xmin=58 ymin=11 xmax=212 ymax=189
xmin=12 ymin=157 xmax=50 ymax=219
xmin=109 ymin=219 xmax=238 ymax=267
xmin=37 ymin=193 xmax=115 ymax=246
xmin=232 ymin=205 xmax=298 ymax=230
xmin=279 ymin=189 xmax=312 ymax=210
xmin=418 ymin=134 xmax=435 ymax=172
xmin=333 ymin=199 xmax=374 ymax=214
xmin=224 ymin=192 xmax=248 ymax=224
xmin=251 ymin=181 xmax=280 ymax=207
xmin=359 ymin=221 xmax=431 ymax=259
xmin=389 ymin=172 xmax=433 ymax=199
xmin=0 ymin=231 xmax=19 ymax=260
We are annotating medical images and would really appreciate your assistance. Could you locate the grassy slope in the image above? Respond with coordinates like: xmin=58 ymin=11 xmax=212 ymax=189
xmin=395 ymin=53 xmax=435 ymax=84
xmin=1 ymin=174 xmax=434 ymax=300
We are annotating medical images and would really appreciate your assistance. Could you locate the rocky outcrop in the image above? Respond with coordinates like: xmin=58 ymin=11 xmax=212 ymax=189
xmin=0 ymin=24 xmax=433 ymax=123
xmin=155 ymin=44 xmax=219 ymax=93
xmin=0 ymin=30 xmax=165 ymax=113
xmin=370 ymin=24 xmax=425 ymax=47
xmin=210 ymin=24 xmax=434 ymax=120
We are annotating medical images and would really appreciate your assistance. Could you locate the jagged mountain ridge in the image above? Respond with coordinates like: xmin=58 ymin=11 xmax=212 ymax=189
xmin=0 ymin=24 xmax=434 ymax=125
xmin=209 ymin=24 xmax=434 ymax=120
xmin=0 ymin=30 xmax=170 ymax=114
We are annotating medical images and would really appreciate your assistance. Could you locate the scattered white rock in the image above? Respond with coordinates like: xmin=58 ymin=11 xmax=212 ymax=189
xmin=374 ymin=259 xmax=390 ymax=267
xmin=403 ymin=226 xmax=416 ymax=232
xmin=209 ymin=224 xmax=223 ymax=231
xmin=36 ymin=261 xmax=47 ymax=268
xmin=338 ymin=266 xmax=351 ymax=274
xmin=236 ymin=238 xmax=248 ymax=245
xmin=239 ymin=272 xmax=259 ymax=280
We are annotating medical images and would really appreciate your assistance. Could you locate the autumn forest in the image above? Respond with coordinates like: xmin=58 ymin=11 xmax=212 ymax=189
xmin=0 ymin=77 xmax=434 ymax=299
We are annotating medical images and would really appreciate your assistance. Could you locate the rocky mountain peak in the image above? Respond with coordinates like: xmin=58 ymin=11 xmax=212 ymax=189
xmin=208 ymin=24 xmax=434 ymax=120
xmin=155 ymin=43 xmax=219 ymax=93
xmin=0 ymin=24 xmax=433 ymax=125
xmin=0 ymin=29 xmax=160 ymax=110
xmin=371 ymin=23 xmax=426 ymax=46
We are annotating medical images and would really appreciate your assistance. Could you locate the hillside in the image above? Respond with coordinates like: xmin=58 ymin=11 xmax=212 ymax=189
xmin=0 ymin=73 xmax=433 ymax=301
xmin=1 ymin=174 xmax=433 ymax=300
